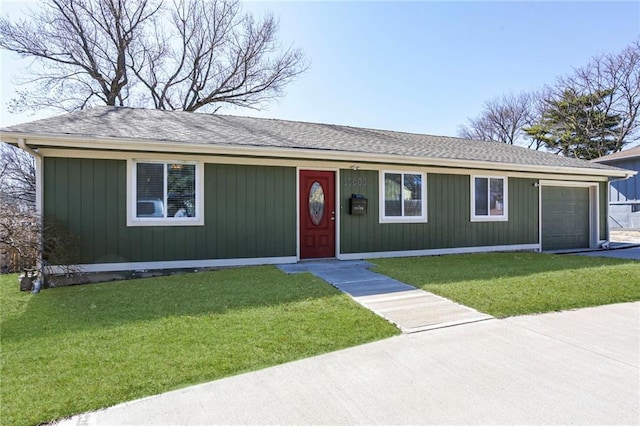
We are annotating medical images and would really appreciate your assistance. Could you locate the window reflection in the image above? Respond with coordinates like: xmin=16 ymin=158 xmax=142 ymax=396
xmin=135 ymin=162 xmax=196 ymax=219
xmin=384 ymin=172 xmax=422 ymax=217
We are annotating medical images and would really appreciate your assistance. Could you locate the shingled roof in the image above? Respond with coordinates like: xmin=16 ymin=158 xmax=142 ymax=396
xmin=0 ymin=106 xmax=630 ymax=176
xmin=592 ymin=145 xmax=640 ymax=163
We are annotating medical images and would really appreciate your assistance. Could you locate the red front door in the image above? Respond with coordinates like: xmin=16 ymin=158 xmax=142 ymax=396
xmin=300 ymin=170 xmax=336 ymax=259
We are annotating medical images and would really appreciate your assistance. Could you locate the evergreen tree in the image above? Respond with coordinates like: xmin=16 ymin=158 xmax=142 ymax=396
xmin=524 ymin=89 xmax=622 ymax=160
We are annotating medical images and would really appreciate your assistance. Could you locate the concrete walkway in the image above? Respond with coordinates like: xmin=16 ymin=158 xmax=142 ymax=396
xmin=56 ymin=302 xmax=640 ymax=425
xmin=277 ymin=260 xmax=493 ymax=333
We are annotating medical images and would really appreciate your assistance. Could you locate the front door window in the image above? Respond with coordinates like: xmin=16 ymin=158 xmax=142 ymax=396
xmin=309 ymin=181 xmax=325 ymax=226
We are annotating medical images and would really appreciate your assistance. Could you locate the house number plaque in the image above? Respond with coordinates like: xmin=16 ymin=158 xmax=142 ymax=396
xmin=345 ymin=177 xmax=367 ymax=187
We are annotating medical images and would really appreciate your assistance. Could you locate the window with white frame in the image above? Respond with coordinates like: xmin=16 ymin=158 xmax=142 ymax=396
xmin=471 ymin=176 xmax=508 ymax=221
xmin=129 ymin=160 xmax=204 ymax=226
xmin=380 ymin=171 xmax=426 ymax=222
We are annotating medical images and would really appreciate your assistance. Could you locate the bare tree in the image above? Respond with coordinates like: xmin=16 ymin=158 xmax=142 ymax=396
xmin=0 ymin=143 xmax=36 ymax=206
xmin=460 ymin=40 xmax=639 ymax=155
xmin=0 ymin=195 xmax=39 ymax=273
xmin=458 ymin=114 xmax=499 ymax=143
xmin=552 ymin=39 xmax=640 ymax=152
xmin=131 ymin=0 xmax=307 ymax=111
xmin=458 ymin=91 xmax=539 ymax=148
xmin=0 ymin=0 xmax=160 ymax=112
xmin=0 ymin=144 xmax=37 ymax=273
xmin=0 ymin=0 xmax=308 ymax=114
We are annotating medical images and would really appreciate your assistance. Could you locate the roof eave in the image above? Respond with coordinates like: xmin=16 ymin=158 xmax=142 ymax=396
xmin=592 ymin=155 xmax=640 ymax=163
xmin=1 ymin=130 xmax=633 ymax=179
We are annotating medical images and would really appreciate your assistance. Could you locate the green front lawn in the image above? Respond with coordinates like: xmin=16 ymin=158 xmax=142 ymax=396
xmin=0 ymin=266 xmax=399 ymax=426
xmin=372 ymin=252 xmax=640 ymax=318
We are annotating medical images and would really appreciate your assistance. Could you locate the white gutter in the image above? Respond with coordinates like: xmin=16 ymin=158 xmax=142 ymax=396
xmin=1 ymin=131 xmax=634 ymax=179
xmin=17 ymin=138 xmax=44 ymax=273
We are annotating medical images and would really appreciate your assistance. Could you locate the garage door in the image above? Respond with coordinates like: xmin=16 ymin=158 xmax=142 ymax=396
xmin=542 ymin=186 xmax=590 ymax=251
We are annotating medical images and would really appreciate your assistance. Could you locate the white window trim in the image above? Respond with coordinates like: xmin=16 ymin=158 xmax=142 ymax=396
xmin=470 ymin=175 xmax=508 ymax=222
xmin=127 ymin=159 xmax=205 ymax=227
xmin=379 ymin=170 xmax=427 ymax=223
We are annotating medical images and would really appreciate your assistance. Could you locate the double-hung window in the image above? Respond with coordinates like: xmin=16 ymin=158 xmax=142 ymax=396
xmin=380 ymin=171 xmax=427 ymax=223
xmin=128 ymin=160 xmax=204 ymax=226
xmin=471 ymin=176 xmax=508 ymax=221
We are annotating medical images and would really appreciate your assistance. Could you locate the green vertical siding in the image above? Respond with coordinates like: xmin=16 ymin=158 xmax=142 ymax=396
xmin=44 ymin=158 xmax=129 ymax=264
xmin=204 ymin=163 xmax=296 ymax=259
xmin=44 ymin=158 xmax=296 ymax=265
xmin=340 ymin=170 xmax=539 ymax=254
xmin=47 ymin=158 xmax=596 ymax=264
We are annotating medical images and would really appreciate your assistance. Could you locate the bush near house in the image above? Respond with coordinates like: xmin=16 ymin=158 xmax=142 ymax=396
xmin=0 ymin=198 xmax=79 ymax=276
xmin=0 ymin=200 xmax=39 ymax=273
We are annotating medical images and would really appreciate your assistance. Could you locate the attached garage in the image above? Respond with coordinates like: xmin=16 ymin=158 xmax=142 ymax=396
xmin=541 ymin=182 xmax=598 ymax=251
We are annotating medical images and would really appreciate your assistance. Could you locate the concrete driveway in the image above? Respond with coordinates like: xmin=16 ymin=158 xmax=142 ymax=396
xmin=57 ymin=302 xmax=639 ymax=425
xmin=574 ymin=246 xmax=640 ymax=260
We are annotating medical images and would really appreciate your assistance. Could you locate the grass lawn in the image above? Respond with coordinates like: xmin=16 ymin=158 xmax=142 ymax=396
xmin=372 ymin=252 xmax=640 ymax=318
xmin=0 ymin=266 xmax=399 ymax=426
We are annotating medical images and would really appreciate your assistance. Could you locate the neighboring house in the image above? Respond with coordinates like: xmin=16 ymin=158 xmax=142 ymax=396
xmin=0 ymin=106 xmax=634 ymax=273
xmin=592 ymin=145 xmax=640 ymax=229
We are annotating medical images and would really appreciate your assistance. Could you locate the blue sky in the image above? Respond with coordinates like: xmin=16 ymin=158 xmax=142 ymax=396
xmin=1 ymin=0 xmax=639 ymax=137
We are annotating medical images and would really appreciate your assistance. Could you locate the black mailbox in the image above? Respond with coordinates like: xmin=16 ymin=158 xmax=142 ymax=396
xmin=349 ymin=193 xmax=368 ymax=215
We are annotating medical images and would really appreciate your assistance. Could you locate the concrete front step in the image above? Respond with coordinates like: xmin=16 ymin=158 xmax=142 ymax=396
xmin=362 ymin=293 xmax=460 ymax=311
xmin=361 ymin=293 xmax=492 ymax=332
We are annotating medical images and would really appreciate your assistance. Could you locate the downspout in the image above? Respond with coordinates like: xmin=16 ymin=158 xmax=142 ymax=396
xmin=602 ymin=172 xmax=638 ymax=247
xmin=17 ymin=138 xmax=44 ymax=276
xmin=535 ymin=181 xmax=542 ymax=252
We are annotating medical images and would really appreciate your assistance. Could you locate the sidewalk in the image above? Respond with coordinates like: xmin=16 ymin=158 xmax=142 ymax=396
xmin=56 ymin=302 xmax=640 ymax=425
xmin=278 ymin=260 xmax=493 ymax=333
